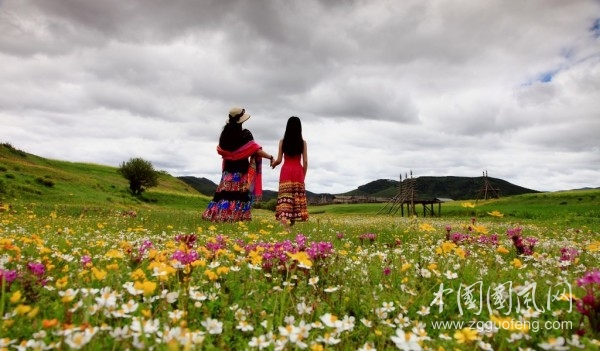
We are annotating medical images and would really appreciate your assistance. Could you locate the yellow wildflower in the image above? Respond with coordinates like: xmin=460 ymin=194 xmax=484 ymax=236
xmin=440 ymin=241 xmax=457 ymax=254
xmin=587 ymin=242 xmax=600 ymax=252
xmin=134 ymin=280 xmax=157 ymax=296
xmin=496 ymin=245 xmax=509 ymax=254
xmin=38 ymin=246 xmax=52 ymax=255
xmin=26 ymin=306 xmax=39 ymax=319
xmin=490 ymin=315 xmax=530 ymax=332
xmin=453 ymin=328 xmax=478 ymax=344
xmin=14 ymin=304 xmax=32 ymax=316
xmin=147 ymin=249 xmax=158 ymax=260
xmin=9 ymin=291 xmax=22 ymax=304
xmin=191 ymin=259 xmax=206 ymax=267
xmin=204 ymin=269 xmax=218 ymax=281
xmin=216 ymin=266 xmax=230 ymax=276
xmin=287 ymin=251 xmax=313 ymax=268
xmin=454 ymin=247 xmax=466 ymax=259
xmin=472 ymin=225 xmax=488 ymax=234
xmin=92 ymin=267 xmax=108 ymax=280
xmin=248 ymin=250 xmax=263 ymax=265
xmin=511 ymin=258 xmax=522 ymax=268
xmin=419 ymin=223 xmax=435 ymax=232
xmin=105 ymin=249 xmax=124 ymax=259
xmin=55 ymin=276 xmax=68 ymax=289
xmin=131 ymin=269 xmax=147 ymax=281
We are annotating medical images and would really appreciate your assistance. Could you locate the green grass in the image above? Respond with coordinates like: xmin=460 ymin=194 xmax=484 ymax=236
xmin=2 ymin=143 xmax=598 ymax=231
xmin=2 ymin=202 xmax=600 ymax=350
xmin=0 ymin=143 xmax=210 ymax=214
xmin=308 ymin=190 xmax=600 ymax=232
xmin=2 ymin=143 xmax=600 ymax=349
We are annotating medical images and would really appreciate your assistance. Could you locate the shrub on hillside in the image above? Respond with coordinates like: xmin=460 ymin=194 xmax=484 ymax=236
xmin=254 ymin=198 xmax=277 ymax=211
xmin=117 ymin=158 xmax=159 ymax=196
xmin=36 ymin=176 xmax=55 ymax=188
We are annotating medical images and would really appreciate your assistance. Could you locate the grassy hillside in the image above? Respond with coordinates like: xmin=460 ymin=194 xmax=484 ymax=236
xmin=311 ymin=188 xmax=600 ymax=230
xmin=0 ymin=143 xmax=209 ymax=214
xmin=178 ymin=176 xmax=218 ymax=196
xmin=2 ymin=142 xmax=597 ymax=231
xmin=183 ymin=174 xmax=538 ymax=202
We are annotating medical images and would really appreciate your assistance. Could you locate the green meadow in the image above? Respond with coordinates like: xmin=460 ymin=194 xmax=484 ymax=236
xmin=1 ymin=144 xmax=600 ymax=350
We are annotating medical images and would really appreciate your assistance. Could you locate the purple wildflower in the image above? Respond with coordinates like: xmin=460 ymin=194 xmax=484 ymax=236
xmin=0 ymin=269 xmax=18 ymax=286
xmin=175 ymin=234 xmax=197 ymax=249
xmin=575 ymin=270 xmax=600 ymax=332
xmin=171 ymin=250 xmax=199 ymax=265
xmin=507 ymin=227 xmax=535 ymax=256
xmin=27 ymin=262 xmax=45 ymax=277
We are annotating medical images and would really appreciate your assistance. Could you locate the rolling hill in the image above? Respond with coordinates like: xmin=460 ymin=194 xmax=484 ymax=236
xmin=178 ymin=175 xmax=539 ymax=202
xmin=341 ymin=176 xmax=540 ymax=200
xmin=0 ymin=142 xmax=542 ymax=207
xmin=0 ymin=143 xmax=208 ymax=210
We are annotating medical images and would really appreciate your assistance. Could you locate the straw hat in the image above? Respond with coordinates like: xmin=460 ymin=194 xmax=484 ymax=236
xmin=228 ymin=107 xmax=251 ymax=124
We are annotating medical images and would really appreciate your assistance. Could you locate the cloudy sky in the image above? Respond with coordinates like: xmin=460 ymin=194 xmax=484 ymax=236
xmin=1 ymin=0 xmax=599 ymax=194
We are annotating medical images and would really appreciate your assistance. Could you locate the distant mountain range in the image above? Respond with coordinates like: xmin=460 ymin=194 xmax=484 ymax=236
xmin=178 ymin=175 xmax=540 ymax=201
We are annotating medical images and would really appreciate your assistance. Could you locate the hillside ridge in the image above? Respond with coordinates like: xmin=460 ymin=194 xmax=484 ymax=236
xmin=178 ymin=175 xmax=540 ymax=201
xmin=0 ymin=142 xmax=554 ymax=204
xmin=0 ymin=143 xmax=206 ymax=209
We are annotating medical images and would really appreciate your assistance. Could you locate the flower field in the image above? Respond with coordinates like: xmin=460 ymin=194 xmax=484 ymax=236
xmin=1 ymin=204 xmax=600 ymax=350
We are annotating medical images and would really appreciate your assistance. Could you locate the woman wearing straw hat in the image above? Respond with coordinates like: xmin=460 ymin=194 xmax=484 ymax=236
xmin=202 ymin=107 xmax=275 ymax=222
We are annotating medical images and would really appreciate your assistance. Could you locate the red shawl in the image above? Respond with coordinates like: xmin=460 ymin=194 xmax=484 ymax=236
xmin=217 ymin=141 xmax=264 ymax=200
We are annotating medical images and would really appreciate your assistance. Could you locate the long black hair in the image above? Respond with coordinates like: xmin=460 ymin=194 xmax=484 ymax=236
xmin=219 ymin=121 xmax=245 ymax=151
xmin=282 ymin=116 xmax=303 ymax=156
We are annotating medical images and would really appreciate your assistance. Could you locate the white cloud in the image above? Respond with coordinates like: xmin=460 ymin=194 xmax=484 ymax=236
xmin=1 ymin=0 xmax=599 ymax=194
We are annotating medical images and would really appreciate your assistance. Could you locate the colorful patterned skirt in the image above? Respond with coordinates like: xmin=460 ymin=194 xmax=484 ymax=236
xmin=202 ymin=170 xmax=253 ymax=222
xmin=275 ymin=156 xmax=308 ymax=222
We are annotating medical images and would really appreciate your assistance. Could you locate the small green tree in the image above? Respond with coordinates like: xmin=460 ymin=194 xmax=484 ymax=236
xmin=117 ymin=158 xmax=159 ymax=195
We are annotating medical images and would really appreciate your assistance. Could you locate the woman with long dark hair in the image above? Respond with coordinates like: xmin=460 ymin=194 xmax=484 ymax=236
xmin=271 ymin=116 xmax=308 ymax=224
xmin=202 ymin=107 xmax=274 ymax=222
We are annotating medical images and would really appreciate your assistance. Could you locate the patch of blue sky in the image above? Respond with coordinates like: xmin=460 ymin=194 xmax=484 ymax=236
xmin=591 ymin=18 xmax=600 ymax=37
xmin=538 ymin=71 xmax=555 ymax=83
xmin=520 ymin=69 xmax=558 ymax=86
